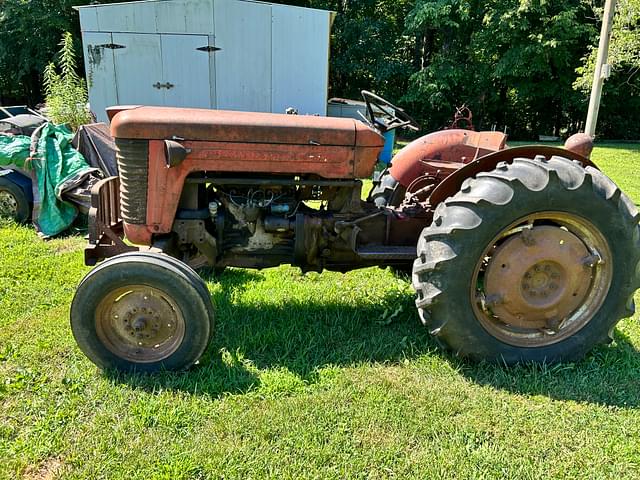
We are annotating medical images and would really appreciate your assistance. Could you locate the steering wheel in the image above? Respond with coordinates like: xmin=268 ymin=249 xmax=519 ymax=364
xmin=360 ymin=90 xmax=420 ymax=133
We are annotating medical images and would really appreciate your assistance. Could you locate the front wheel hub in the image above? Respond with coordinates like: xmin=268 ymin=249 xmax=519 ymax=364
xmin=95 ymin=286 xmax=185 ymax=363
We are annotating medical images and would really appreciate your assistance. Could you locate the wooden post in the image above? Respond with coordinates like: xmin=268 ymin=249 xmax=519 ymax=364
xmin=585 ymin=0 xmax=617 ymax=138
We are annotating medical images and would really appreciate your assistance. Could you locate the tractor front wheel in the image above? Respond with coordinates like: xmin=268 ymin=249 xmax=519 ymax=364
xmin=412 ymin=156 xmax=640 ymax=364
xmin=71 ymin=252 xmax=214 ymax=372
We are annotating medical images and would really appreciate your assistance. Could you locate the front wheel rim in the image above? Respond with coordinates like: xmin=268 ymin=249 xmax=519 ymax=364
xmin=0 ymin=190 xmax=19 ymax=218
xmin=95 ymin=285 xmax=186 ymax=363
xmin=471 ymin=212 xmax=613 ymax=348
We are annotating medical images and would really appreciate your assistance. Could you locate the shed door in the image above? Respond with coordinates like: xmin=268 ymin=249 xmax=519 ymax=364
xmin=214 ymin=0 xmax=271 ymax=112
xmin=111 ymin=33 xmax=212 ymax=109
xmin=112 ymin=33 xmax=165 ymax=106
xmin=82 ymin=32 xmax=118 ymax=123
xmin=161 ymin=34 xmax=212 ymax=109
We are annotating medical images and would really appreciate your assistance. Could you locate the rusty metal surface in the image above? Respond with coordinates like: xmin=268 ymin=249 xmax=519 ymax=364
xmin=429 ymin=145 xmax=597 ymax=207
xmin=389 ymin=129 xmax=507 ymax=187
xmin=121 ymin=137 xmax=381 ymax=242
xmin=564 ymin=133 xmax=594 ymax=159
xmin=471 ymin=212 xmax=613 ymax=348
xmin=110 ymin=106 xmax=384 ymax=148
xmin=88 ymin=176 xmax=123 ymax=243
xmin=484 ymin=226 xmax=591 ymax=329
xmin=85 ymin=176 xmax=137 ymax=265
xmin=95 ymin=285 xmax=186 ymax=363
xmin=446 ymin=104 xmax=475 ymax=130
xmin=115 ymin=139 xmax=148 ymax=226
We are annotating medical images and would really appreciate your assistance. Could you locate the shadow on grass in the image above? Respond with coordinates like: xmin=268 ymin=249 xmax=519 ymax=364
xmin=107 ymin=267 xmax=432 ymax=397
xmin=108 ymin=268 xmax=640 ymax=408
xmin=455 ymin=329 xmax=640 ymax=408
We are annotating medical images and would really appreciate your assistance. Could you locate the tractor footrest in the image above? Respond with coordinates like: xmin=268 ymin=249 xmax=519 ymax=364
xmin=356 ymin=246 xmax=417 ymax=260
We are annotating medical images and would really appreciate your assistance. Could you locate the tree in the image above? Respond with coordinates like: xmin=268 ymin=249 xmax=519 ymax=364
xmin=0 ymin=0 xmax=122 ymax=105
xmin=272 ymin=0 xmax=414 ymax=103
xmin=403 ymin=0 xmax=596 ymax=137
xmin=575 ymin=0 xmax=640 ymax=138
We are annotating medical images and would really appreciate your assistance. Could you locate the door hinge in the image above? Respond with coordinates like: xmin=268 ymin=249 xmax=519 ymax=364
xmin=98 ymin=43 xmax=126 ymax=50
xmin=196 ymin=46 xmax=222 ymax=53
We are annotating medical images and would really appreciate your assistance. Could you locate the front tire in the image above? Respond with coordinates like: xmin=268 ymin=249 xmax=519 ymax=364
xmin=412 ymin=156 xmax=640 ymax=364
xmin=71 ymin=252 xmax=214 ymax=372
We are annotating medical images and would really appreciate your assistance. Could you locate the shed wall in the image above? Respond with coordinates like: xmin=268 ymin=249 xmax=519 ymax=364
xmin=78 ymin=0 xmax=331 ymax=122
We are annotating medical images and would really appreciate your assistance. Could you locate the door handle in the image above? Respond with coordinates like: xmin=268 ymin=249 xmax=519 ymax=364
xmin=153 ymin=82 xmax=175 ymax=90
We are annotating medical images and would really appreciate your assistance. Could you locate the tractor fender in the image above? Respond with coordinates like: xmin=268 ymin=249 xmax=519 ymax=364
xmin=388 ymin=129 xmax=508 ymax=188
xmin=428 ymin=145 xmax=597 ymax=207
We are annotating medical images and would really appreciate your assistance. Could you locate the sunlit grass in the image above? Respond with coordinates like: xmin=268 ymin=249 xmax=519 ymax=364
xmin=1 ymin=143 xmax=639 ymax=479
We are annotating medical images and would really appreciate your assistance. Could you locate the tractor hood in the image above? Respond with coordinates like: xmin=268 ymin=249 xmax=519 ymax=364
xmin=110 ymin=106 xmax=384 ymax=148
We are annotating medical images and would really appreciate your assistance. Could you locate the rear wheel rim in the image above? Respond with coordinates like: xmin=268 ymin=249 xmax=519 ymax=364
xmin=0 ymin=190 xmax=18 ymax=219
xmin=471 ymin=212 xmax=613 ymax=347
xmin=95 ymin=285 xmax=186 ymax=363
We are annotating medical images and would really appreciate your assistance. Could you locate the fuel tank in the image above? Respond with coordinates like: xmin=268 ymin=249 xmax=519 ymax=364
xmin=110 ymin=106 xmax=385 ymax=179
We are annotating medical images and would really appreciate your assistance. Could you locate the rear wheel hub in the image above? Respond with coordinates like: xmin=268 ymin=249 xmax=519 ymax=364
xmin=472 ymin=213 xmax=613 ymax=347
xmin=485 ymin=226 xmax=591 ymax=329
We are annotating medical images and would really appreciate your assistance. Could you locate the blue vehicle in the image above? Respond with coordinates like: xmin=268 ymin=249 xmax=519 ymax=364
xmin=0 ymin=107 xmax=46 ymax=222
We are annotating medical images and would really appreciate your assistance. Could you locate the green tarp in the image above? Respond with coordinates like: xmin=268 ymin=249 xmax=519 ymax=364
xmin=0 ymin=134 xmax=30 ymax=168
xmin=0 ymin=123 xmax=94 ymax=236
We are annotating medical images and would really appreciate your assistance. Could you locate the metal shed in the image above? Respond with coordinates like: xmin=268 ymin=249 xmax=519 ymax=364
xmin=75 ymin=0 xmax=334 ymax=122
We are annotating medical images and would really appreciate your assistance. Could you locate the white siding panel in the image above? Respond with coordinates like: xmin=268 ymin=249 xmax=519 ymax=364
xmin=271 ymin=5 xmax=329 ymax=115
xmin=214 ymin=0 xmax=272 ymax=112
xmin=78 ymin=7 xmax=99 ymax=32
xmin=161 ymin=34 xmax=212 ymax=108
xmin=112 ymin=33 xmax=165 ymax=106
xmin=82 ymin=32 xmax=118 ymax=123
xmin=155 ymin=0 xmax=214 ymax=34
xmin=96 ymin=3 xmax=157 ymax=33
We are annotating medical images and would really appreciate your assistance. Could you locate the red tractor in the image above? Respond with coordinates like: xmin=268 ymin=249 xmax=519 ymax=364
xmin=71 ymin=92 xmax=640 ymax=372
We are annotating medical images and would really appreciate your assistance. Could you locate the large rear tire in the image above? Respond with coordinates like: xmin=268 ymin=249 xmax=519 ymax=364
xmin=71 ymin=252 xmax=214 ymax=372
xmin=412 ymin=156 xmax=640 ymax=364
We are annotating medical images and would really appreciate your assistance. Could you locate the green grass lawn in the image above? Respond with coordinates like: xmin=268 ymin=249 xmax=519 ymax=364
xmin=1 ymin=143 xmax=639 ymax=479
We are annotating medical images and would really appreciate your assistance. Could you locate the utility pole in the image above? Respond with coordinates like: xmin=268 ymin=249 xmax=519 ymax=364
xmin=585 ymin=0 xmax=618 ymax=137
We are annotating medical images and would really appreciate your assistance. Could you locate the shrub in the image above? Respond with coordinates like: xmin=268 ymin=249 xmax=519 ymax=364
xmin=43 ymin=32 xmax=92 ymax=131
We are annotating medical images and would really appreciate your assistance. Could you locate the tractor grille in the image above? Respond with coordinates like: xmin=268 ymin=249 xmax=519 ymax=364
xmin=116 ymin=139 xmax=148 ymax=225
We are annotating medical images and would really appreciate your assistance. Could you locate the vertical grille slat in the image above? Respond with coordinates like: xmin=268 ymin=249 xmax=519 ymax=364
xmin=116 ymin=139 xmax=148 ymax=225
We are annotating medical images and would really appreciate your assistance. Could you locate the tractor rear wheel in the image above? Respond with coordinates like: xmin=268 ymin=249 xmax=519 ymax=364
xmin=0 ymin=177 xmax=30 ymax=223
xmin=412 ymin=156 xmax=640 ymax=364
xmin=71 ymin=252 xmax=214 ymax=372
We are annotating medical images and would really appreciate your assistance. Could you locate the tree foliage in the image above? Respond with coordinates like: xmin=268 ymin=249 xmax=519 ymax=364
xmin=575 ymin=0 xmax=640 ymax=139
xmin=1 ymin=0 xmax=639 ymax=138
